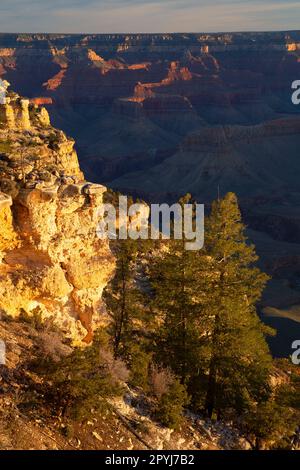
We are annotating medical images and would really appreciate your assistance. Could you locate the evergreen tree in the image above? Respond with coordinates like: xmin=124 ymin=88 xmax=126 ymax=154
xmin=240 ymin=400 xmax=296 ymax=450
xmin=151 ymin=192 xmax=273 ymax=419
xmin=103 ymin=189 xmax=154 ymax=366
xmin=104 ymin=190 xmax=274 ymax=424
xmin=104 ymin=238 xmax=140 ymax=358
xmin=156 ymin=378 xmax=189 ymax=430
xmin=29 ymin=331 xmax=122 ymax=420
xmin=150 ymin=195 xmax=208 ymax=384
xmin=203 ymin=192 xmax=273 ymax=417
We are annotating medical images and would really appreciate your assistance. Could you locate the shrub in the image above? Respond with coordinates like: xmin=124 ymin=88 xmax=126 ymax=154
xmin=28 ymin=331 xmax=124 ymax=420
xmin=100 ymin=348 xmax=130 ymax=383
xmin=156 ymin=379 xmax=189 ymax=430
xmin=19 ymin=307 xmax=44 ymax=331
xmin=150 ymin=365 xmax=174 ymax=399
xmin=128 ymin=343 xmax=152 ymax=389
xmin=239 ymin=401 xmax=297 ymax=450
xmin=38 ymin=331 xmax=72 ymax=362
xmin=47 ymin=133 xmax=60 ymax=150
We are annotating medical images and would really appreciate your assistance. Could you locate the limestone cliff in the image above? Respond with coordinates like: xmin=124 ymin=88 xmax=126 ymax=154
xmin=0 ymin=86 xmax=115 ymax=343
xmin=0 ymin=83 xmax=50 ymax=130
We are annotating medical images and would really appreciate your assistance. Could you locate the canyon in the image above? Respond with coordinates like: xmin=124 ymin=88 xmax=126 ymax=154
xmin=1 ymin=32 xmax=300 ymax=354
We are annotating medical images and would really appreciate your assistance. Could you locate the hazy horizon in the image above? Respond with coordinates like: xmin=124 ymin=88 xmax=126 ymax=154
xmin=0 ymin=1 xmax=300 ymax=34
xmin=0 ymin=29 xmax=300 ymax=35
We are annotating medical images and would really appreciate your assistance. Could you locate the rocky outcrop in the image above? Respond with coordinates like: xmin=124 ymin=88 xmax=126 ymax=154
xmin=0 ymin=84 xmax=50 ymax=130
xmin=0 ymin=192 xmax=17 ymax=255
xmin=2 ymin=180 xmax=114 ymax=344
xmin=29 ymin=97 xmax=53 ymax=106
xmin=0 ymin=88 xmax=115 ymax=343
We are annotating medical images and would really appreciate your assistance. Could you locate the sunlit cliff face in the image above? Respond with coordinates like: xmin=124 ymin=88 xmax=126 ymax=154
xmin=0 ymin=87 xmax=115 ymax=343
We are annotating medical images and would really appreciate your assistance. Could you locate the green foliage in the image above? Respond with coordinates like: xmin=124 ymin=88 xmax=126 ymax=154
xmin=47 ymin=132 xmax=60 ymax=150
xmin=103 ymin=191 xmax=155 ymax=385
xmin=240 ymin=400 xmax=297 ymax=450
xmin=202 ymin=193 xmax=273 ymax=417
xmin=67 ymin=191 xmax=281 ymax=436
xmin=104 ymin=237 xmax=142 ymax=358
xmin=150 ymin=194 xmax=209 ymax=382
xmin=156 ymin=379 xmax=189 ymax=430
xmin=150 ymin=192 xmax=273 ymax=418
xmin=151 ymin=249 xmax=206 ymax=393
xmin=30 ymin=331 xmax=123 ymax=420
xmin=128 ymin=343 xmax=152 ymax=389
xmin=19 ymin=307 xmax=44 ymax=331
xmin=274 ymin=360 xmax=300 ymax=412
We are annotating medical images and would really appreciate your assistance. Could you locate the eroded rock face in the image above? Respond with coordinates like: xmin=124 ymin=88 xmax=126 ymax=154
xmin=0 ymin=90 xmax=115 ymax=343
xmin=1 ymin=182 xmax=114 ymax=343
xmin=1 ymin=32 xmax=300 ymax=187
xmin=0 ymin=86 xmax=50 ymax=130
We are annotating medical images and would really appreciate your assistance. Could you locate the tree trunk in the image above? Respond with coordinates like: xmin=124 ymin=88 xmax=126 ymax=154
xmin=114 ymin=258 xmax=127 ymax=358
xmin=255 ymin=438 xmax=263 ymax=450
xmin=205 ymin=312 xmax=220 ymax=418
xmin=205 ymin=359 xmax=217 ymax=418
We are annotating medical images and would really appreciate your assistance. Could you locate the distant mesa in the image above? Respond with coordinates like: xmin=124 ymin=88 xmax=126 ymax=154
xmin=29 ymin=97 xmax=53 ymax=106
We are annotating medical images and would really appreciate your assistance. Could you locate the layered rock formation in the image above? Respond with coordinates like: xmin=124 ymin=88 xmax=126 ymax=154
xmin=0 ymin=81 xmax=50 ymax=130
xmin=0 ymin=32 xmax=299 ymax=184
xmin=0 ymin=86 xmax=114 ymax=343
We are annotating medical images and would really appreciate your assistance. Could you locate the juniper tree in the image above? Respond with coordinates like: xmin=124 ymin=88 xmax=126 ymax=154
xmin=156 ymin=378 xmax=190 ymax=430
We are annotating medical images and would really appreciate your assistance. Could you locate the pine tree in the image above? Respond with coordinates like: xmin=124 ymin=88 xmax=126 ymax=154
xmin=156 ymin=378 xmax=190 ymax=430
xmin=203 ymin=192 xmax=273 ymax=418
xmin=151 ymin=192 xmax=273 ymax=419
xmin=103 ymin=189 xmax=158 ymax=388
xmin=151 ymin=242 xmax=195 ymax=381
xmin=104 ymin=238 xmax=140 ymax=358
xmin=150 ymin=195 xmax=209 ymax=383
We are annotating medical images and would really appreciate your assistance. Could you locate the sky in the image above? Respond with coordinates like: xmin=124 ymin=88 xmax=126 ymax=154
xmin=0 ymin=0 xmax=299 ymax=33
